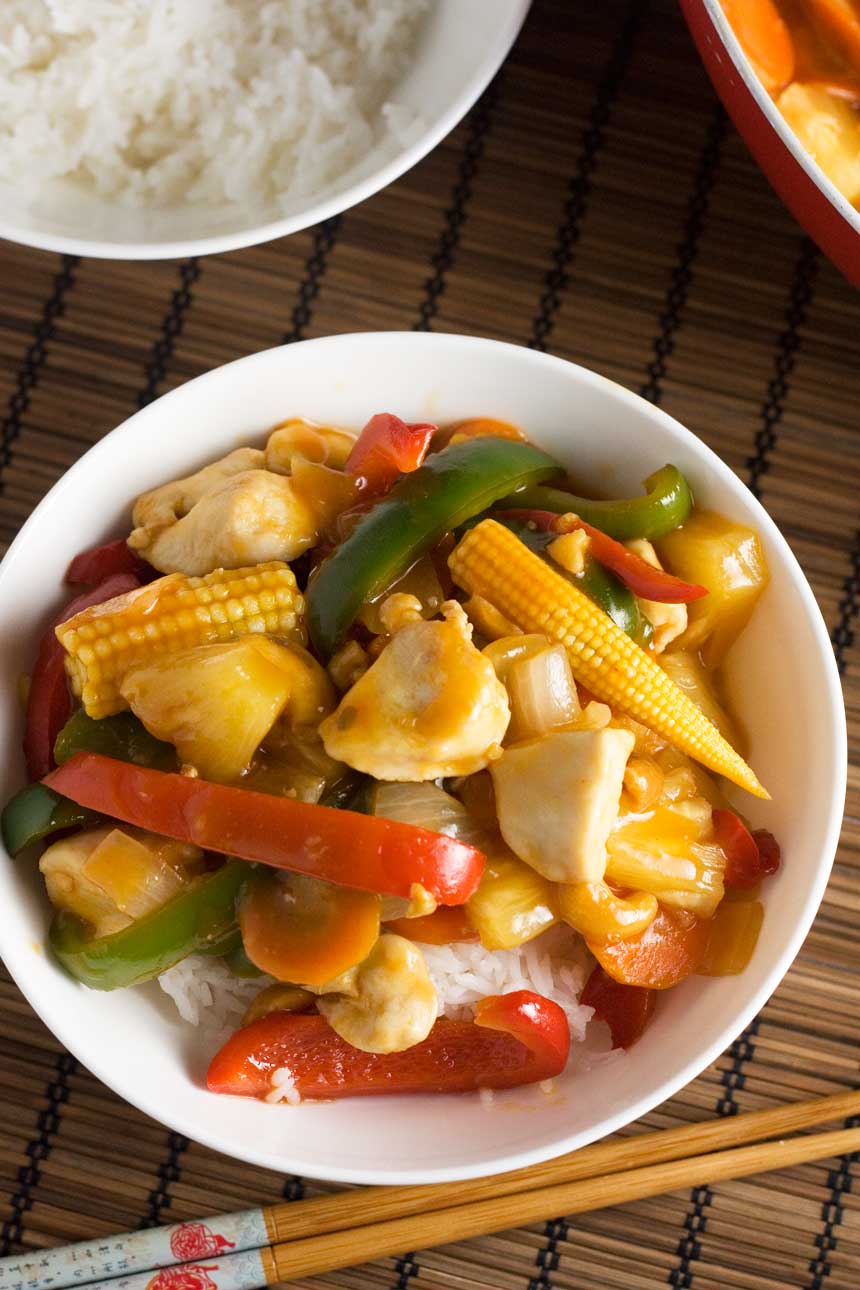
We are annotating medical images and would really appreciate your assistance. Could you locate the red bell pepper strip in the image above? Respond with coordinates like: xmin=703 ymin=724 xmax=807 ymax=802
xmin=713 ymin=809 xmax=781 ymax=888
xmin=42 ymin=753 xmax=485 ymax=904
xmin=751 ymin=829 xmax=781 ymax=877
xmin=65 ymin=539 xmax=152 ymax=587
xmin=345 ymin=412 xmax=437 ymax=499
xmin=497 ymin=509 xmax=708 ymax=603
xmin=580 ymin=965 xmax=656 ymax=1050
xmin=206 ymin=989 xmax=570 ymax=1099
xmin=23 ymin=573 xmax=140 ymax=782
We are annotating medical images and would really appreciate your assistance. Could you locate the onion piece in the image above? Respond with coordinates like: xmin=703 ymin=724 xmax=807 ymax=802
xmin=507 ymin=644 xmax=580 ymax=741
xmin=371 ymin=781 xmax=494 ymax=852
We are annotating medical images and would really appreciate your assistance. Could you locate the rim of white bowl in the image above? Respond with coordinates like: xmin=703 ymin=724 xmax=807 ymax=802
xmin=0 ymin=333 xmax=847 ymax=1183
xmin=702 ymin=0 xmax=860 ymax=236
xmin=0 ymin=4 xmax=531 ymax=262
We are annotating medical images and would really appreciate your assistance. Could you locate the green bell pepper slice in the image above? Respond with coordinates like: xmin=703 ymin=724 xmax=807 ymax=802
xmin=49 ymin=859 xmax=249 ymax=990
xmin=55 ymin=710 xmax=178 ymax=771
xmin=307 ymin=437 xmax=563 ymax=656
xmin=499 ymin=465 xmax=694 ymax=541
xmin=1 ymin=783 xmax=99 ymax=857
xmin=494 ymin=519 xmax=652 ymax=646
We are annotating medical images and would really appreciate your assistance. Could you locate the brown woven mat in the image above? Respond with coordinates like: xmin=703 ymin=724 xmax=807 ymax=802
xmin=1 ymin=0 xmax=859 ymax=1285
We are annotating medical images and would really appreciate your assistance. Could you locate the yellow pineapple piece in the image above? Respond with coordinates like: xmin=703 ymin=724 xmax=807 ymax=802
xmin=120 ymin=638 xmax=323 ymax=782
xmin=656 ymin=512 xmax=769 ymax=666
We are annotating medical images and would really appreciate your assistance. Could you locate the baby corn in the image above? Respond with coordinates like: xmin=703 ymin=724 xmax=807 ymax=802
xmin=449 ymin=520 xmax=768 ymax=798
xmin=57 ymin=562 xmax=305 ymax=719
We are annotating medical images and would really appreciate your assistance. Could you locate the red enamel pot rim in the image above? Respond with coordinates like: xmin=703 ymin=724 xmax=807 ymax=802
xmin=681 ymin=0 xmax=860 ymax=284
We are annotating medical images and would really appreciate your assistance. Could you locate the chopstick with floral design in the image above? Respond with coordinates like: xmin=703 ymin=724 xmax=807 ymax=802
xmin=2 ymin=1089 xmax=860 ymax=1290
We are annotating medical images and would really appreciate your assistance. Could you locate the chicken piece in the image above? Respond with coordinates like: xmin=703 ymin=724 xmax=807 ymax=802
xmin=490 ymin=727 xmax=634 ymax=883
xmin=317 ymin=934 xmax=438 ymax=1054
xmin=626 ymin=538 xmax=687 ymax=654
xmin=129 ymin=469 xmax=320 ymax=575
xmin=265 ymin=420 xmax=355 ymax=473
xmin=319 ymin=601 xmax=510 ymax=780
xmin=131 ymin=448 xmax=266 ymax=532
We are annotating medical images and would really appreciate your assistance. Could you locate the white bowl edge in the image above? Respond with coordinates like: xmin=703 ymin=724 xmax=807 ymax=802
xmin=0 ymin=332 xmax=846 ymax=1184
xmin=0 ymin=3 xmax=531 ymax=261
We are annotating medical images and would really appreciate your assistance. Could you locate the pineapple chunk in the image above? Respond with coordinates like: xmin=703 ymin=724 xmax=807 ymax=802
xmin=778 ymin=83 xmax=860 ymax=207
xmin=41 ymin=829 xmax=132 ymax=937
xmin=120 ymin=638 xmax=330 ymax=782
xmin=467 ymin=847 xmax=559 ymax=950
xmin=83 ymin=828 xmax=202 ymax=919
xmin=266 ymin=419 xmax=355 ymax=472
xmin=656 ymin=511 xmax=769 ymax=666
xmin=606 ymin=802 xmax=725 ymax=918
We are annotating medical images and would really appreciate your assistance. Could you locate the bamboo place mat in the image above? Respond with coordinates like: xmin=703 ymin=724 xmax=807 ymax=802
xmin=1 ymin=0 xmax=859 ymax=1287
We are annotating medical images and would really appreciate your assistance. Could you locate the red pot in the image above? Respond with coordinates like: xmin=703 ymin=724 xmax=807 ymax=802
xmin=681 ymin=0 xmax=860 ymax=284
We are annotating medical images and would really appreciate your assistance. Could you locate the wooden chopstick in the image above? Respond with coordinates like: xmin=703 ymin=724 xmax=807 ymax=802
xmin=2 ymin=1089 xmax=859 ymax=1290
xmin=265 ymin=1085 xmax=860 ymax=1243
xmin=265 ymin=1126 xmax=860 ymax=1284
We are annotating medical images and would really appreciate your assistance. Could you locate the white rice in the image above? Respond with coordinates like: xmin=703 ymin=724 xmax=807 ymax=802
xmin=0 ymin=0 xmax=428 ymax=209
xmin=159 ymin=953 xmax=268 ymax=1042
xmin=265 ymin=1066 xmax=301 ymax=1106
xmin=158 ymin=924 xmax=615 ymax=1103
xmin=420 ymin=924 xmax=594 ymax=1041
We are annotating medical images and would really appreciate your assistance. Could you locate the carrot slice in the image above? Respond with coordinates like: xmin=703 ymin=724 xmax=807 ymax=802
xmin=722 ymin=0 xmax=797 ymax=92
xmin=800 ymin=0 xmax=860 ymax=72
xmin=588 ymin=907 xmax=710 ymax=990
xmin=239 ymin=869 xmax=380 ymax=986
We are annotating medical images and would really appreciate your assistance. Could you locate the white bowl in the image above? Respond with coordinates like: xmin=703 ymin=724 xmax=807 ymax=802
xmin=0 ymin=333 xmax=846 ymax=1184
xmin=0 ymin=2 xmax=529 ymax=261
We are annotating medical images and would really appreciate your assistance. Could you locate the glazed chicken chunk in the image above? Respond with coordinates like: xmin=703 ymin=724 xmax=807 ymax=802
xmin=129 ymin=436 xmax=353 ymax=577
xmin=320 ymin=601 xmax=510 ymax=780
xmin=491 ymin=727 xmax=635 ymax=883
xmin=129 ymin=446 xmax=327 ymax=576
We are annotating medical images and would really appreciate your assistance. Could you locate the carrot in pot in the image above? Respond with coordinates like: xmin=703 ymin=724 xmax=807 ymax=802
xmin=799 ymin=0 xmax=860 ymax=72
xmin=721 ymin=0 xmax=796 ymax=92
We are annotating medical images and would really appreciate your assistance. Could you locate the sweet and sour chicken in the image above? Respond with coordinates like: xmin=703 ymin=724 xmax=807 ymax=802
xmin=5 ymin=412 xmax=780 ymax=1105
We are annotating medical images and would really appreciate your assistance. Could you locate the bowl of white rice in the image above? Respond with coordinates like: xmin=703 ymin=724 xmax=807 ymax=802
xmin=0 ymin=332 xmax=844 ymax=1183
xmin=0 ymin=0 xmax=530 ymax=260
